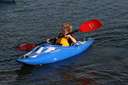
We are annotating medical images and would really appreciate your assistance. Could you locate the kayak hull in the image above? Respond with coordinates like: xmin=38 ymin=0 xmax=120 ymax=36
xmin=16 ymin=39 xmax=94 ymax=65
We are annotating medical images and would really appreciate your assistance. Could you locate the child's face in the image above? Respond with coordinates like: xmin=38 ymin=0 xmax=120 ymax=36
xmin=62 ymin=23 xmax=72 ymax=34
xmin=62 ymin=28 xmax=69 ymax=35
xmin=64 ymin=29 xmax=69 ymax=34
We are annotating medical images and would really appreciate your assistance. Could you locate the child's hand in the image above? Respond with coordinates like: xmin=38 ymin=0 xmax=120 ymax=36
xmin=46 ymin=39 xmax=50 ymax=43
xmin=66 ymin=34 xmax=71 ymax=37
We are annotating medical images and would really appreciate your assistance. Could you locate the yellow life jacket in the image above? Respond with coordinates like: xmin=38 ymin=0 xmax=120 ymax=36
xmin=56 ymin=36 xmax=70 ymax=46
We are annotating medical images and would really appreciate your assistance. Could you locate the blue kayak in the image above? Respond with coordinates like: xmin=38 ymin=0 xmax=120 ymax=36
xmin=16 ymin=38 xmax=94 ymax=65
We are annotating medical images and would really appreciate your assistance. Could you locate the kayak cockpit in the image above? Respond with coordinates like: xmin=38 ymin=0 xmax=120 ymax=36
xmin=20 ymin=41 xmax=86 ymax=59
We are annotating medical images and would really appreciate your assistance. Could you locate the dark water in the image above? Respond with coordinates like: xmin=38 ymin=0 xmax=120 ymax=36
xmin=0 ymin=0 xmax=128 ymax=85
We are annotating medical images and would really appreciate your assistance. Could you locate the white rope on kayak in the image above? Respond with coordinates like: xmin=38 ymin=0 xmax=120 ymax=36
xmin=35 ymin=47 xmax=44 ymax=54
xmin=44 ymin=47 xmax=56 ymax=53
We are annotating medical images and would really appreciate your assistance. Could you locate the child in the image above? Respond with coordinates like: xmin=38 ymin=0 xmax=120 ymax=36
xmin=47 ymin=22 xmax=77 ymax=46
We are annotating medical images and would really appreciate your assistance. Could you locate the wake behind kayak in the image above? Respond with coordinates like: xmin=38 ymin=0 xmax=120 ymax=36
xmin=16 ymin=38 xmax=94 ymax=65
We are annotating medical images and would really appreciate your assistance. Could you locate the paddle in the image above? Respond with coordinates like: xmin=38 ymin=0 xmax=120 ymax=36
xmin=16 ymin=19 xmax=103 ymax=51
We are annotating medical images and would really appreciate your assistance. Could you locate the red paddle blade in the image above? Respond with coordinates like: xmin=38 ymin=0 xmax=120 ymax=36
xmin=16 ymin=43 xmax=36 ymax=51
xmin=79 ymin=19 xmax=103 ymax=32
